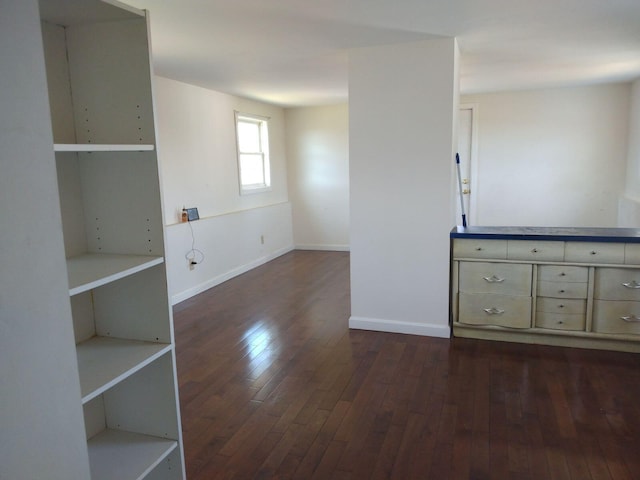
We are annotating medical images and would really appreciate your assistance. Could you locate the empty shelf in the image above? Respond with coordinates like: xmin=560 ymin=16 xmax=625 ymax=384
xmin=67 ymin=253 xmax=163 ymax=296
xmin=54 ymin=144 xmax=154 ymax=152
xmin=77 ymin=336 xmax=172 ymax=404
xmin=88 ymin=429 xmax=177 ymax=480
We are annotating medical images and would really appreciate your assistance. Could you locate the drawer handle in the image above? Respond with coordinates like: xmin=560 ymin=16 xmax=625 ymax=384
xmin=531 ymin=248 xmax=538 ymax=253
xmin=558 ymin=289 xmax=565 ymax=294
xmin=558 ymin=304 xmax=565 ymax=308
xmin=560 ymin=272 xmax=566 ymax=277
xmin=590 ymin=251 xmax=597 ymax=255
xmin=622 ymin=280 xmax=640 ymax=289
xmin=620 ymin=315 xmax=640 ymax=323
xmin=483 ymin=275 xmax=505 ymax=283
xmin=484 ymin=307 xmax=505 ymax=315
xmin=475 ymin=247 xmax=483 ymax=251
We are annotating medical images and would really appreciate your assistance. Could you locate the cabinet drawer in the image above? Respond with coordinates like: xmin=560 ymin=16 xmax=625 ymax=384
xmin=564 ymin=242 xmax=624 ymax=264
xmin=537 ymin=281 xmax=588 ymax=299
xmin=535 ymin=312 xmax=585 ymax=331
xmin=537 ymin=265 xmax=588 ymax=283
xmin=624 ymin=243 xmax=640 ymax=265
xmin=459 ymin=293 xmax=531 ymax=328
xmin=536 ymin=297 xmax=586 ymax=315
xmin=459 ymin=262 xmax=532 ymax=295
xmin=507 ymin=240 xmax=564 ymax=262
xmin=593 ymin=300 xmax=640 ymax=335
xmin=594 ymin=268 xmax=640 ymax=301
xmin=453 ymin=239 xmax=507 ymax=259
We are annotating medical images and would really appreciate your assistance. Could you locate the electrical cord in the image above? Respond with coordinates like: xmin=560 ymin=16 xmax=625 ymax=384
xmin=184 ymin=219 xmax=205 ymax=265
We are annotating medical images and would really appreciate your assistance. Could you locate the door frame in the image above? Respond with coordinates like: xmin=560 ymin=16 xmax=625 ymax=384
xmin=459 ymin=103 xmax=479 ymax=225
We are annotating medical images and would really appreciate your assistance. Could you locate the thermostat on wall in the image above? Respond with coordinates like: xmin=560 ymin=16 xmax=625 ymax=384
xmin=185 ymin=207 xmax=199 ymax=221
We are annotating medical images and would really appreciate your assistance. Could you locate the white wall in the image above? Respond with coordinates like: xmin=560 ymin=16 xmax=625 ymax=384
xmin=0 ymin=1 xmax=91 ymax=478
xmin=349 ymin=38 xmax=459 ymax=338
xmin=463 ymin=84 xmax=630 ymax=227
xmin=619 ymin=79 xmax=640 ymax=226
xmin=285 ymin=104 xmax=350 ymax=250
xmin=167 ymin=203 xmax=293 ymax=304
xmin=153 ymin=77 xmax=294 ymax=303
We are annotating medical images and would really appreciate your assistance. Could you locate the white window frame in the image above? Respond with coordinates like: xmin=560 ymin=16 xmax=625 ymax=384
xmin=235 ymin=111 xmax=271 ymax=194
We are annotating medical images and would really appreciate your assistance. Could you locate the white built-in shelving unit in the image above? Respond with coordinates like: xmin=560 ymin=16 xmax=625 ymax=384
xmin=38 ymin=0 xmax=185 ymax=478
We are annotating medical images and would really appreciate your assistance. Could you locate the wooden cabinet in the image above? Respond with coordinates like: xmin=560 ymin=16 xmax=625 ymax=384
xmin=37 ymin=0 xmax=185 ymax=478
xmin=451 ymin=227 xmax=640 ymax=353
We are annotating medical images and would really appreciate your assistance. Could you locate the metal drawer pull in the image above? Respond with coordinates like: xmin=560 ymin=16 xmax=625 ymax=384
xmin=590 ymin=251 xmax=597 ymax=255
xmin=483 ymin=275 xmax=505 ymax=283
xmin=622 ymin=280 xmax=640 ymax=289
xmin=484 ymin=307 xmax=505 ymax=315
xmin=620 ymin=315 xmax=640 ymax=323
xmin=475 ymin=247 xmax=483 ymax=251
xmin=531 ymin=248 xmax=538 ymax=253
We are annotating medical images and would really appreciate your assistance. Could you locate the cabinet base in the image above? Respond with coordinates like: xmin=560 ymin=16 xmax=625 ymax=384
xmin=453 ymin=323 xmax=640 ymax=353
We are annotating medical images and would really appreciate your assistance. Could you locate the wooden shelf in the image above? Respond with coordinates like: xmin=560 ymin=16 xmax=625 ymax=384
xmin=54 ymin=144 xmax=154 ymax=152
xmin=88 ymin=429 xmax=177 ymax=480
xmin=77 ymin=336 xmax=172 ymax=404
xmin=67 ymin=253 xmax=163 ymax=296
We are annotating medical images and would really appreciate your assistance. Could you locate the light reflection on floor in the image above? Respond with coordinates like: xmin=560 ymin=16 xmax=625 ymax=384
xmin=241 ymin=320 xmax=279 ymax=377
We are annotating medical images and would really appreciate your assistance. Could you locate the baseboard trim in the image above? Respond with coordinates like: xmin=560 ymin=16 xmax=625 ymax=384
xmin=295 ymin=244 xmax=350 ymax=252
xmin=349 ymin=316 xmax=451 ymax=338
xmin=171 ymin=245 xmax=295 ymax=305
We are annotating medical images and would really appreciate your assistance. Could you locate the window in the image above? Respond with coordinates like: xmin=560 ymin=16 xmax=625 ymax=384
xmin=235 ymin=112 xmax=271 ymax=193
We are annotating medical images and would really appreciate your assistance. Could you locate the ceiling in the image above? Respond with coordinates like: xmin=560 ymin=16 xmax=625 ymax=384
xmin=122 ymin=0 xmax=640 ymax=107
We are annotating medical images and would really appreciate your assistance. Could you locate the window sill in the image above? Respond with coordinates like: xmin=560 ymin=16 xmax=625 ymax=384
xmin=240 ymin=185 xmax=272 ymax=195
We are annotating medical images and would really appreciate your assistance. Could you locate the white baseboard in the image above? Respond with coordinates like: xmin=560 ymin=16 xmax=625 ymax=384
xmin=295 ymin=244 xmax=350 ymax=252
xmin=349 ymin=316 xmax=451 ymax=338
xmin=171 ymin=245 xmax=295 ymax=305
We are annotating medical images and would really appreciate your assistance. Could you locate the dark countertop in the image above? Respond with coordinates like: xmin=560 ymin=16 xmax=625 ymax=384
xmin=450 ymin=226 xmax=640 ymax=243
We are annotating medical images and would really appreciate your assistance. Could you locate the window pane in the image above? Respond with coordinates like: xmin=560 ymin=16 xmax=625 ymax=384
xmin=240 ymin=153 xmax=264 ymax=186
xmin=237 ymin=121 xmax=261 ymax=153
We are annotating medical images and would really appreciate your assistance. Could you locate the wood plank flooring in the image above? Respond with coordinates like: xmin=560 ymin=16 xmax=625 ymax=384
xmin=174 ymin=250 xmax=640 ymax=479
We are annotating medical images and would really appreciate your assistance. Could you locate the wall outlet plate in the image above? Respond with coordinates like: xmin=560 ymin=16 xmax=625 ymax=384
xmin=185 ymin=207 xmax=199 ymax=221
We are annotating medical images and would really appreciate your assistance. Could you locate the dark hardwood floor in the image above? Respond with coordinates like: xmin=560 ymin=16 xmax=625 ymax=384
xmin=173 ymin=250 xmax=640 ymax=479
